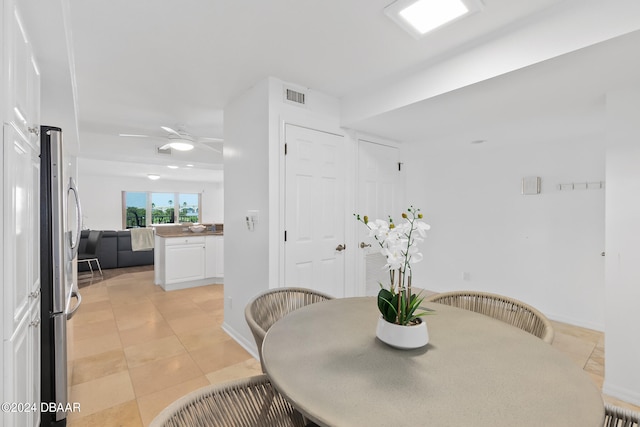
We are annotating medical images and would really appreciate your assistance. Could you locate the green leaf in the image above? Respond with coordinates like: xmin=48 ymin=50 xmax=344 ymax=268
xmin=377 ymin=288 xmax=393 ymax=313
xmin=388 ymin=294 xmax=399 ymax=322
xmin=377 ymin=289 xmax=398 ymax=323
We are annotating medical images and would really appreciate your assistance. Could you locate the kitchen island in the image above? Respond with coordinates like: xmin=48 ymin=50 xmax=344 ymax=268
xmin=154 ymin=224 xmax=224 ymax=291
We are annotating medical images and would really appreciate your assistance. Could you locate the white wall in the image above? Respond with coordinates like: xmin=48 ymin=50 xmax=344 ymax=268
xmin=223 ymin=77 xmax=345 ymax=355
xmin=603 ymin=88 xmax=640 ymax=405
xmin=222 ymin=78 xmax=271 ymax=352
xmin=402 ymin=137 xmax=606 ymax=330
xmin=77 ymin=168 xmax=223 ymax=230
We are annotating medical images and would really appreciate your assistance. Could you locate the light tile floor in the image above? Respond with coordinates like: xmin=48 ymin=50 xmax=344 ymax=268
xmin=68 ymin=267 xmax=261 ymax=426
xmin=67 ymin=266 xmax=639 ymax=426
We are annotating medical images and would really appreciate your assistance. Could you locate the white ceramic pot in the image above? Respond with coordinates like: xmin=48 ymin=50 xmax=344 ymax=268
xmin=376 ymin=316 xmax=429 ymax=350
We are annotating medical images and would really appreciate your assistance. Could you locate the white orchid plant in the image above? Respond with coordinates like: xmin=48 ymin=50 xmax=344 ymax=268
xmin=355 ymin=206 xmax=432 ymax=326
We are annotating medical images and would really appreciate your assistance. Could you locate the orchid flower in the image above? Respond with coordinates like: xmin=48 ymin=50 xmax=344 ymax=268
xmin=355 ymin=206 xmax=431 ymax=325
xmin=415 ymin=221 xmax=431 ymax=238
xmin=355 ymin=207 xmax=429 ymax=278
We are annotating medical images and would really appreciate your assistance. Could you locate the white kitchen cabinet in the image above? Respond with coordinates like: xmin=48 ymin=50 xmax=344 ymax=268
xmin=2 ymin=125 xmax=40 ymax=427
xmin=4 ymin=125 xmax=31 ymax=334
xmin=2 ymin=2 xmax=41 ymax=426
xmin=205 ymin=235 xmax=224 ymax=279
xmin=3 ymin=315 xmax=29 ymax=427
xmin=4 ymin=2 xmax=40 ymax=145
xmin=2 ymin=125 xmax=41 ymax=427
xmin=155 ymin=234 xmax=223 ymax=291
xmin=164 ymin=237 xmax=206 ymax=284
xmin=2 ymin=309 xmax=40 ymax=427
xmin=216 ymin=237 xmax=224 ymax=277
xmin=29 ymin=298 xmax=41 ymax=427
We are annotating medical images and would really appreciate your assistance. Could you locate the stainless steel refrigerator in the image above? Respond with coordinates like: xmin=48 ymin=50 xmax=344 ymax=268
xmin=40 ymin=125 xmax=83 ymax=427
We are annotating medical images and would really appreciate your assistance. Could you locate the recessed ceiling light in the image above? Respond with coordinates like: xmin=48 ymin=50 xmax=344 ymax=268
xmin=167 ymin=165 xmax=179 ymax=169
xmin=147 ymin=174 xmax=160 ymax=180
xmin=385 ymin=0 xmax=482 ymax=39
xmin=400 ymin=0 xmax=468 ymax=34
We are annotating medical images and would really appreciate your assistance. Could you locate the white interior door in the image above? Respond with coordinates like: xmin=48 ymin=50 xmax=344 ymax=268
xmin=284 ymin=124 xmax=346 ymax=298
xmin=356 ymin=140 xmax=404 ymax=296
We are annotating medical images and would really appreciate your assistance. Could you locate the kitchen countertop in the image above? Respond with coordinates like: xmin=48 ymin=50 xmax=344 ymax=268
xmin=155 ymin=230 xmax=224 ymax=238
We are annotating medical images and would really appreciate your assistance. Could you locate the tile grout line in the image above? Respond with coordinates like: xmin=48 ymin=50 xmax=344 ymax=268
xmin=113 ymin=279 xmax=147 ymax=425
xmin=583 ymin=341 xmax=598 ymax=370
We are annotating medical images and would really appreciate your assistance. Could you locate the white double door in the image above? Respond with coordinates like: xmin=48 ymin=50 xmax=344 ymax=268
xmin=284 ymin=125 xmax=403 ymax=298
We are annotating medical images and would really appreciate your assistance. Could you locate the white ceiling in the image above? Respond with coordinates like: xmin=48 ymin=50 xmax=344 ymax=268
xmin=67 ymin=0 xmax=563 ymax=135
xmin=353 ymin=29 xmax=640 ymax=146
xmin=23 ymin=0 xmax=640 ymax=180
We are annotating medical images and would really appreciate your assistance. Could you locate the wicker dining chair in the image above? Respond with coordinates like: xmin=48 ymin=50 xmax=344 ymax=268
xmin=245 ymin=287 xmax=334 ymax=371
xmin=425 ymin=290 xmax=555 ymax=344
xmin=604 ymin=403 xmax=640 ymax=427
xmin=149 ymin=374 xmax=307 ymax=427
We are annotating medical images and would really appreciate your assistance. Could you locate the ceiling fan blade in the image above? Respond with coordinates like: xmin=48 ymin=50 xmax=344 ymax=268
xmin=161 ymin=126 xmax=181 ymax=136
xmin=119 ymin=133 xmax=150 ymax=138
xmin=196 ymin=141 xmax=222 ymax=154
xmin=199 ymin=136 xmax=224 ymax=142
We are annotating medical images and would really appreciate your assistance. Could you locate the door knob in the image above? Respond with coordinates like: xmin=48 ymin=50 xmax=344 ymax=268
xmin=336 ymin=244 xmax=346 ymax=252
xmin=360 ymin=242 xmax=371 ymax=249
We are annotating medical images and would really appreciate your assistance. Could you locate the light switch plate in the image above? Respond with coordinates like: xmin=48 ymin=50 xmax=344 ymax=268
xmin=246 ymin=210 xmax=259 ymax=231
xmin=522 ymin=176 xmax=541 ymax=195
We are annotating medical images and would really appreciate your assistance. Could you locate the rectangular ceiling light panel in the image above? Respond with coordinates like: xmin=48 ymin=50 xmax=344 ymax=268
xmin=385 ymin=0 xmax=483 ymax=39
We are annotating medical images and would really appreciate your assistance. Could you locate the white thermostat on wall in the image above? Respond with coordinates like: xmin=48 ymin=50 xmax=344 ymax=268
xmin=521 ymin=176 xmax=541 ymax=195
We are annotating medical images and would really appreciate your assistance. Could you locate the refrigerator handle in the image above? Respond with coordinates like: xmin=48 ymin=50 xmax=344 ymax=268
xmin=68 ymin=177 xmax=83 ymax=258
xmin=66 ymin=286 xmax=82 ymax=320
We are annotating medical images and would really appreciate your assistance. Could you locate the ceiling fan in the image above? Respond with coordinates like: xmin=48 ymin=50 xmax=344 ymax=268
xmin=120 ymin=125 xmax=223 ymax=153
xmin=159 ymin=125 xmax=222 ymax=153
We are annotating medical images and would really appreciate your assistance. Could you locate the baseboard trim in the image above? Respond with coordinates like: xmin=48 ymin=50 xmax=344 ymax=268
xmin=222 ymin=321 xmax=259 ymax=360
xmin=546 ymin=313 xmax=604 ymax=332
xmin=603 ymin=381 xmax=640 ymax=407
xmin=158 ymin=277 xmax=224 ymax=291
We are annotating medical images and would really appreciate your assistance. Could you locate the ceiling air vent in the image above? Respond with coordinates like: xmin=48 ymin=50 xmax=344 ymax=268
xmin=157 ymin=146 xmax=172 ymax=155
xmin=284 ymin=86 xmax=307 ymax=107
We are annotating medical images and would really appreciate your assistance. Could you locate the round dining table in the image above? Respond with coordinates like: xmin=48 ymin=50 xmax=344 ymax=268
xmin=261 ymin=297 xmax=604 ymax=427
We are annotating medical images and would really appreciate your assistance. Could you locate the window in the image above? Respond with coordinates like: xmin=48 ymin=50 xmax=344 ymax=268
xmin=124 ymin=192 xmax=148 ymax=228
xmin=177 ymin=193 xmax=199 ymax=223
xmin=122 ymin=191 xmax=202 ymax=228
xmin=151 ymin=192 xmax=175 ymax=224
